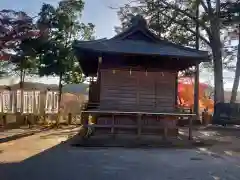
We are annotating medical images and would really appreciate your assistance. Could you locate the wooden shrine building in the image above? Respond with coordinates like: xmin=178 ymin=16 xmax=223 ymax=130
xmin=73 ymin=15 xmax=209 ymax=138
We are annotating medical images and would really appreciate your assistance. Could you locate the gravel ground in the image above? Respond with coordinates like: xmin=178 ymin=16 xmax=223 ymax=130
xmin=1 ymin=147 xmax=240 ymax=180
xmin=1 ymin=127 xmax=240 ymax=180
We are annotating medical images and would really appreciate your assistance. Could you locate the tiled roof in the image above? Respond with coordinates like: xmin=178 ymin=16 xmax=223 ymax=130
xmin=74 ymin=38 xmax=208 ymax=59
xmin=73 ymin=15 xmax=210 ymax=75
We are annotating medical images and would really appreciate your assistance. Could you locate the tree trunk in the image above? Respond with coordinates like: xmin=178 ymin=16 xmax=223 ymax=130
xmin=20 ymin=61 xmax=25 ymax=114
xmin=210 ymin=0 xmax=224 ymax=105
xmin=193 ymin=0 xmax=200 ymax=117
xmin=230 ymin=25 xmax=240 ymax=103
xmin=212 ymin=45 xmax=224 ymax=104
xmin=57 ymin=72 xmax=63 ymax=125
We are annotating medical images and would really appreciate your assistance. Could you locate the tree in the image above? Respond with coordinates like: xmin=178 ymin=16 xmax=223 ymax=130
xmin=37 ymin=0 xmax=94 ymax=123
xmin=11 ymin=38 xmax=41 ymax=84
xmin=221 ymin=2 xmax=240 ymax=103
xmin=0 ymin=9 xmax=40 ymax=112
xmin=0 ymin=10 xmax=36 ymax=78
xmin=0 ymin=10 xmax=36 ymax=52
xmin=115 ymin=0 xmax=230 ymax=104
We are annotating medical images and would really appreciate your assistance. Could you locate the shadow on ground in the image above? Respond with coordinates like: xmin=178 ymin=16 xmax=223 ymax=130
xmin=0 ymin=125 xmax=79 ymax=144
xmin=1 ymin=126 xmax=240 ymax=180
xmin=0 ymin=127 xmax=52 ymax=144
xmin=0 ymin=135 xmax=77 ymax=180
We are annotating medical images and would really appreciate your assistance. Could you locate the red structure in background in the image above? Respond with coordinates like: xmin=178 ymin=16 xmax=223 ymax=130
xmin=178 ymin=77 xmax=214 ymax=113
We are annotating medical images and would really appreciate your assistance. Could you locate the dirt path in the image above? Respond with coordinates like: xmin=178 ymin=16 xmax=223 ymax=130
xmin=180 ymin=126 xmax=240 ymax=158
xmin=0 ymin=126 xmax=79 ymax=163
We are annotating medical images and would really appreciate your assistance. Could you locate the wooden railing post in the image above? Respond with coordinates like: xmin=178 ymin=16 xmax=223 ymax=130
xmin=137 ymin=114 xmax=142 ymax=137
xmin=111 ymin=114 xmax=115 ymax=138
xmin=162 ymin=116 xmax=168 ymax=140
xmin=68 ymin=113 xmax=72 ymax=125
xmin=83 ymin=113 xmax=89 ymax=127
xmin=188 ymin=115 xmax=194 ymax=140
xmin=163 ymin=127 xmax=168 ymax=140
xmin=2 ymin=114 xmax=6 ymax=127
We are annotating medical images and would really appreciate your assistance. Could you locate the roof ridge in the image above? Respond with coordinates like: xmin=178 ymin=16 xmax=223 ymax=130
xmin=73 ymin=38 xmax=108 ymax=44
xmin=110 ymin=15 xmax=208 ymax=55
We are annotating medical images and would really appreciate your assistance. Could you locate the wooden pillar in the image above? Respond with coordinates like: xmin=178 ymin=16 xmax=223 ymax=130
xmin=41 ymin=90 xmax=47 ymax=124
xmin=163 ymin=126 xmax=168 ymax=140
xmin=68 ymin=113 xmax=72 ymax=125
xmin=160 ymin=115 xmax=168 ymax=140
xmin=188 ymin=115 xmax=193 ymax=140
xmin=194 ymin=63 xmax=200 ymax=118
xmin=175 ymin=72 xmax=179 ymax=109
xmin=82 ymin=112 xmax=88 ymax=127
xmin=111 ymin=114 xmax=115 ymax=137
xmin=137 ymin=114 xmax=142 ymax=137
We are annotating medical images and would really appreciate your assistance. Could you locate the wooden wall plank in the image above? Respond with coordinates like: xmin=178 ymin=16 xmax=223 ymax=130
xmin=99 ymin=69 xmax=177 ymax=112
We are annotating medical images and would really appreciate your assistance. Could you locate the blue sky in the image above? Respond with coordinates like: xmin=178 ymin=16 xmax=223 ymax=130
xmin=0 ymin=0 xmax=236 ymax=90
xmin=0 ymin=0 xmax=128 ymax=85
xmin=0 ymin=0 xmax=126 ymax=38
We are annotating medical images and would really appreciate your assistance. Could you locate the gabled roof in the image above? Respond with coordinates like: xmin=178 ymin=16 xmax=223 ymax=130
xmin=73 ymin=15 xmax=210 ymax=75
xmin=74 ymin=15 xmax=208 ymax=59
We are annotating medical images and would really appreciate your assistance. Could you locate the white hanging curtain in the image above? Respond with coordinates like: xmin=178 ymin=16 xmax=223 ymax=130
xmin=23 ymin=91 xmax=34 ymax=114
xmin=11 ymin=91 xmax=15 ymax=113
xmin=16 ymin=90 xmax=21 ymax=112
xmin=34 ymin=91 xmax=40 ymax=114
xmin=2 ymin=90 xmax=10 ymax=113
xmin=45 ymin=91 xmax=53 ymax=113
xmin=0 ymin=92 xmax=3 ymax=113
xmin=23 ymin=91 xmax=28 ymax=113
xmin=27 ymin=91 xmax=34 ymax=113
xmin=53 ymin=91 xmax=59 ymax=114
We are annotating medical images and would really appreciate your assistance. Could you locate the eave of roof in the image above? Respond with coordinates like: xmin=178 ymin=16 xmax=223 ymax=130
xmin=73 ymin=38 xmax=209 ymax=60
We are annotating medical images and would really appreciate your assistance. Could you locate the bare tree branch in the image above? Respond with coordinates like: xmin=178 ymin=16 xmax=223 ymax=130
xmin=200 ymin=0 xmax=209 ymax=13
xmin=159 ymin=0 xmax=212 ymax=37
xmin=157 ymin=10 xmax=211 ymax=46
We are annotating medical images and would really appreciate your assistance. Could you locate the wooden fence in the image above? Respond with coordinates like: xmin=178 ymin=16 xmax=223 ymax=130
xmin=0 ymin=90 xmax=87 ymax=127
